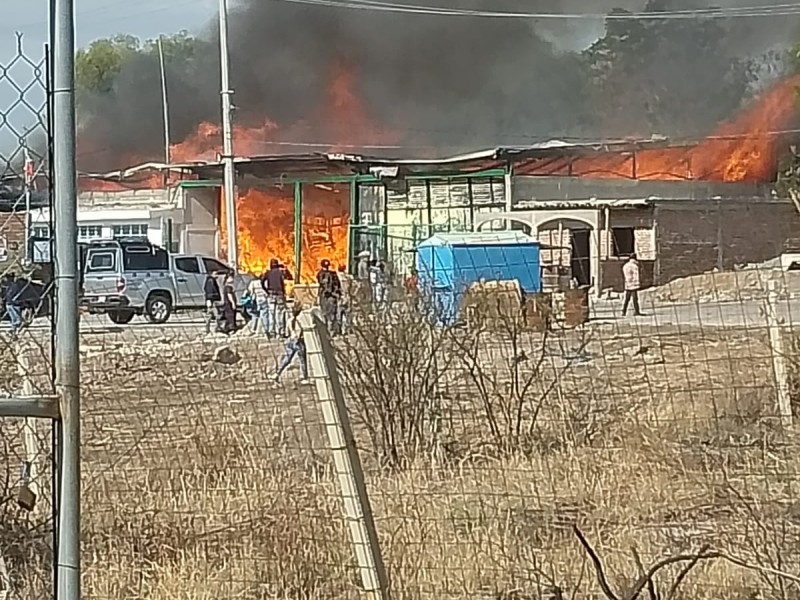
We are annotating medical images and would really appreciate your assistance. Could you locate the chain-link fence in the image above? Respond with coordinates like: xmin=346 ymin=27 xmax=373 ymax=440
xmin=0 ymin=35 xmax=55 ymax=600
xmin=72 ymin=239 xmax=800 ymax=599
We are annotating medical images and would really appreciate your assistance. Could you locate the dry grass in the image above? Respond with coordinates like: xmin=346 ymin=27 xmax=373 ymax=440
xmin=3 ymin=317 xmax=800 ymax=599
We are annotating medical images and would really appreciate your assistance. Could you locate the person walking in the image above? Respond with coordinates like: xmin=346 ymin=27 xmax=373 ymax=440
xmin=316 ymin=259 xmax=341 ymax=333
xmin=3 ymin=273 xmax=24 ymax=335
xmin=262 ymin=258 xmax=289 ymax=338
xmin=247 ymin=274 xmax=269 ymax=335
xmin=622 ymin=254 xmax=642 ymax=317
xmin=203 ymin=270 xmax=222 ymax=334
xmin=271 ymin=304 xmax=311 ymax=385
xmin=220 ymin=273 xmax=238 ymax=334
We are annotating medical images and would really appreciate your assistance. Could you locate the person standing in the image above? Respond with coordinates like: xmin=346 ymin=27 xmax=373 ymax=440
xmin=337 ymin=264 xmax=353 ymax=335
xmin=271 ymin=304 xmax=311 ymax=385
xmin=371 ymin=260 xmax=388 ymax=308
xmin=247 ymin=274 xmax=269 ymax=335
xmin=263 ymin=258 xmax=289 ymax=338
xmin=316 ymin=259 xmax=341 ymax=333
xmin=622 ymin=254 xmax=642 ymax=317
xmin=404 ymin=266 xmax=419 ymax=310
xmin=220 ymin=273 xmax=238 ymax=334
xmin=356 ymin=250 xmax=370 ymax=281
xmin=3 ymin=273 xmax=24 ymax=335
xmin=203 ymin=270 xmax=222 ymax=334
xmin=355 ymin=250 xmax=371 ymax=308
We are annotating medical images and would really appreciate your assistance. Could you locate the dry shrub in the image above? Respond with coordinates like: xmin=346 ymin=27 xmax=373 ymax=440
xmin=81 ymin=400 xmax=354 ymax=599
xmin=335 ymin=302 xmax=456 ymax=468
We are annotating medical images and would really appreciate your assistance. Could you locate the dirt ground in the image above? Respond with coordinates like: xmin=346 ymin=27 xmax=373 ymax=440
xmin=2 ymin=315 xmax=800 ymax=599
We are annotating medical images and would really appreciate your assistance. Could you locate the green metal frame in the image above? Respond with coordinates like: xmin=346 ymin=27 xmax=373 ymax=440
xmin=294 ymin=181 xmax=302 ymax=281
xmin=253 ymin=167 xmax=509 ymax=277
xmin=176 ymin=179 xmax=222 ymax=188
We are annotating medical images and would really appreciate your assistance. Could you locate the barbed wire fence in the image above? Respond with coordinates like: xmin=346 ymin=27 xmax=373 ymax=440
xmin=0 ymin=34 xmax=56 ymax=600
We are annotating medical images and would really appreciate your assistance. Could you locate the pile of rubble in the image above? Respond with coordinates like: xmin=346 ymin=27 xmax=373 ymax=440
xmin=642 ymin=269 xmax=800 ymax=303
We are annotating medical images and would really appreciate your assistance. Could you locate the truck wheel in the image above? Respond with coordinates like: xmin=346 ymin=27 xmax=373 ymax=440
xmin=145 ymin=293 xmax=172 ymax=324
xmin=108 ymin=310 xmax=135 ymax=325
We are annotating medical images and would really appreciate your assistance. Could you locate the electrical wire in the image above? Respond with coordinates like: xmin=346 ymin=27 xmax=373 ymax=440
xmin=67 ymin=124 xmax=800 ymax=162
xmin=269 ymin=0 xmax=800 ymax=19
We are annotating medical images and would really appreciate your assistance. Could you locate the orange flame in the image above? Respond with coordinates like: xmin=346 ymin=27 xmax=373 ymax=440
xmin=197 ymin=61 xmax=390 ymax=278
xmin=517 ymin=75 xmax=800 ymax=182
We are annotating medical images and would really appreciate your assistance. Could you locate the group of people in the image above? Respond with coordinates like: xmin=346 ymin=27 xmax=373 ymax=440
xmin=201 ymin=251 xmax=415 ymax=384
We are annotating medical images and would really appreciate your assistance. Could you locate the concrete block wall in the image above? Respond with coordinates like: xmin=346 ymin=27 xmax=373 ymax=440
xmin=654 ymin=200 xmax=800 ymax=284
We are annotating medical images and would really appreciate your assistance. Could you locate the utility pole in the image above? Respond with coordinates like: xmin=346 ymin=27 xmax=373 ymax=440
xmin=157 ymin=36 xmax=171 ymax=187
xmin=218 ymin=0 xmax=238 ymax=269
xmin=53 ymin=0 xmax=81 ymax=599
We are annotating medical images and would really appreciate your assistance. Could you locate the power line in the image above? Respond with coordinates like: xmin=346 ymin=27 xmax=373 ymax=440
xmin=269 ymin=0 xmax=800 ymax=19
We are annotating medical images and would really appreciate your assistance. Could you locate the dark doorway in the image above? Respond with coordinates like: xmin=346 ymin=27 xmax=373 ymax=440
xmin=570 ymin=229 xmax=591 ymax=286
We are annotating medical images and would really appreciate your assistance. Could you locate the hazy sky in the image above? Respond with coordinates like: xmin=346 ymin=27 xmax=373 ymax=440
xmin=0 ymin=0 xmax=217 ymax=158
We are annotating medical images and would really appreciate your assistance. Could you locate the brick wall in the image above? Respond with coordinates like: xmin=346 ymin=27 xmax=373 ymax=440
xmin=0 ymin=211 xmax=29 ymax=271
xmin=654 ymin=200 xmax=800 ymax=284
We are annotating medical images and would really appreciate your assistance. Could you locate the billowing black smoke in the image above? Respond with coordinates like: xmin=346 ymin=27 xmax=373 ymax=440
xmin=77 ymin=0 xmax=800 ymax=171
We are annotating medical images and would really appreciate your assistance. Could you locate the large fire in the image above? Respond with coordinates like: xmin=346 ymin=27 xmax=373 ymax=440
xmin=77 ymin=65 xmax=800 ymax=279
xmin=515 ymin=74 xmax=800 ymax=181
xmin=219 ymin=182 xmax=349 ymax=282
xmin=203 ymin=61 xmax=391 ymax=280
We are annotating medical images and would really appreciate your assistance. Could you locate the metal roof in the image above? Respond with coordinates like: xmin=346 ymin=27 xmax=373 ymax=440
xmin=419 ymin=231 xmax=538 ymax=247
xmin=84 ymin=136 xmax=678 ymax=182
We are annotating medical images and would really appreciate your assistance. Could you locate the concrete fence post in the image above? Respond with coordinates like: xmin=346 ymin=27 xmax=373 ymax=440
xmin=765 ymin=280 xmax=793 ymax=429
xmin=298 ymin=308 xmax=389 ymax=599
xmin=16 ymin=341 xmax=40 ymax=512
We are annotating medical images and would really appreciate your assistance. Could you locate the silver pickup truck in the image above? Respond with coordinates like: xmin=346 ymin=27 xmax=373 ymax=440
xmin=80 ymin=239 xmax=254 ymax=324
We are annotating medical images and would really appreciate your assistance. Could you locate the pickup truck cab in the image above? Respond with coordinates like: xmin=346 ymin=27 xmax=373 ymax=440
xmin=80 ymin=238 xmax=254 ymax=324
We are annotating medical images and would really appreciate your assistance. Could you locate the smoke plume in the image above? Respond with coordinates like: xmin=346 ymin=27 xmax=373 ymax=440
xmin=77 ymin=0 xmax=800 ymax=171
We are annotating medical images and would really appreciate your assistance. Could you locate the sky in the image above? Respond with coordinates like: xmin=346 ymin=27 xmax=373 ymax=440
xmin=0 ymin=0 xmax=217 ymax=157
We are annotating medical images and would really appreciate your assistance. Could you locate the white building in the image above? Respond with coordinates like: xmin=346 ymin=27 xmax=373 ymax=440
xmin=29 ymin=183 xmax=220 ymax=256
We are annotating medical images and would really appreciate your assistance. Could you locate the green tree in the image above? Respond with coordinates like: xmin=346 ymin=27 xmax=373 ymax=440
xmin=75 ymin=31 xmax=209 ymax=99
xmin=75 ymin=34 xmax=142 ymax=96
xmin=582 ymin=1 xmax=756 ymax=137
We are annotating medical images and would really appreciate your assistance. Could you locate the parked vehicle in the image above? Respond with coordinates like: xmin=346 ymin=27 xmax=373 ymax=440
xmin=80 ymin=238 xmax=254 ymax=324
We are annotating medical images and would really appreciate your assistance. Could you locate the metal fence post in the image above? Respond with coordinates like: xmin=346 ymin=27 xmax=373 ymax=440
xmin=298 ymin=308 xmax=389 ymax=599
xmin=53 ymin=0 xmax=82 ymax=597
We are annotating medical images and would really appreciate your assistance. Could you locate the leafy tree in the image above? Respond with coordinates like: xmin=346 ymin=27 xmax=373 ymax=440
xmin=75 ymin=34 xmax=141 ymax=96
xmin=582 ymin=0 xmax=757 ymax=137
xmin=75 ymin=31 xmax=210 ymax=99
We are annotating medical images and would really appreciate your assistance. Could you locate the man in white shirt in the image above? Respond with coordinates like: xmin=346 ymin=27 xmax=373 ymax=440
xmin=622 ymin=254 xmax=642 ymax=317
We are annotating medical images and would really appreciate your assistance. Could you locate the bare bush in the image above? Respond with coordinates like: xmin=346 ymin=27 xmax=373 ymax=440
xmin=335 ymin=302 xmax=456 ymax=468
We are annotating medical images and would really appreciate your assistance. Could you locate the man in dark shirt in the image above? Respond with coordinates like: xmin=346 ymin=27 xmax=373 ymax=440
xmin=261 ymin=258 xmax=289 ymax=338
xmin=316 ymin=259 xmax=341 ymax=333
xmin=220 ymin=273 xmax=237 ymax=334
xmin=203 ymin=270 xmax=222 ymax=334
xmin=4 ymin=273 xmax=25 ymax=334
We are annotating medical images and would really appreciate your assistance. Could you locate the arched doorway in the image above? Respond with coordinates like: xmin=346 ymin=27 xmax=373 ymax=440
xmin=536 ymin=218 xmax=594 ymax=287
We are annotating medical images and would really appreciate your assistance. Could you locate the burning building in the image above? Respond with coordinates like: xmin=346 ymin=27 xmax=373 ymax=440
xmin=80 ymin=70 xmax=800 ymax=291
